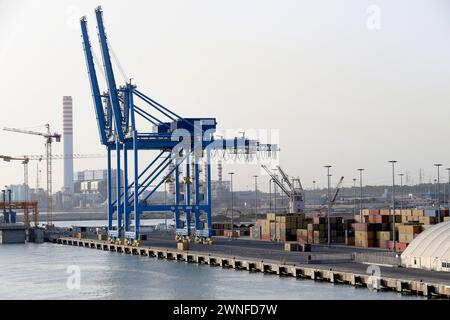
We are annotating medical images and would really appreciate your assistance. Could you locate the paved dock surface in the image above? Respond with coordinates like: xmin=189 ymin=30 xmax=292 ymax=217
xmin=141 ymin=231 xmax=450 ymax=286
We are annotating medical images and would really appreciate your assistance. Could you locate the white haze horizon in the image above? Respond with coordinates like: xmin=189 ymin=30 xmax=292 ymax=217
xmin=1 ymin=0 xmax=450 ymax=192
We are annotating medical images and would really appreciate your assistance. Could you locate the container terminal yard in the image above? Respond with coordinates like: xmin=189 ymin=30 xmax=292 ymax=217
xmin=1 ymin=3 xmax=450 ymax=301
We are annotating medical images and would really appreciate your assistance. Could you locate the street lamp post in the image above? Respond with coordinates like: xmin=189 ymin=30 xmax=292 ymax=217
xmin=398 ymin=173 xmax=404 ymax=211
xmin=312 ymin=180 xmax=316 ymax=206
xmin=446 ymin=168 xmax=450 ymax=208
xmin=357 ymin=169 xmax=364 ymax=221
xmin=228 ymin=172 xmax=235 ymax=238
xmin=353 ymin=178 xmax=357 ymax=216
xmin=388 ymin=161 xmax=397 ymax=254
xmin=253 ymin=175 xmax=258 ymax=223
xmin=434 ymin=164 xmax=442 ymax=209
xmin=272 ymin=171 xmax=278 ymax=213
xmin=324 ymin=165 xmax=332 ymax=246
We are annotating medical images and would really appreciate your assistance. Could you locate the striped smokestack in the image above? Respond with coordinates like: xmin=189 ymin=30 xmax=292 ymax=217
xmin=63 ymin=96 xmax=74 ymax=193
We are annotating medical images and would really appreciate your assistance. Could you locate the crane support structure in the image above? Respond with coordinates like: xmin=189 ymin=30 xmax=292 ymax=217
xmin=3 ymin=125 xmax=60 ymax=226
xmin=262 ymin=165 xmax=305 ymax=213
xmin=80 ymin=7 xmax=278 ymax=245
xmin=330 ymin=176 xmax=345 ymax=205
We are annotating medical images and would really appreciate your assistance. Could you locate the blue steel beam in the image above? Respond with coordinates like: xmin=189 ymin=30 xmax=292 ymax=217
xmin=129 ymin=85 xmax=140 ymax=240
xmin=194 ymin=156 xmax=200 ymax=231
xmin=111 ymin=150 xmax=165 ymax=207
xmin=123 ymin=143 xmax=129 ymax=231
xmin=134 ymin=105 xmax=168 ymax=127
xmin=115 ymin=139 xmax=123 ymax=237
xmin=107 ymin=145 xmax=113 ymax=229
xmin=95 ymin=6 xmax=124 ymax=141
xmin=82 ymin=8 xmax=278 ymax=243
xmin=80 ymin=16 xmax=107 ymax=145
xmin=140 ymin=152 xmax=190 ymax=203
xmin=136 ymin=155 xmax=171 ymax=197
xmin=134 ymin=90 xmax=179 ymax=121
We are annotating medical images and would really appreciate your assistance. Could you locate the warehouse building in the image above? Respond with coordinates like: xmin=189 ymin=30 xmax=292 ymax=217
xmin=401 ymin=221 xmax=450 ymax=272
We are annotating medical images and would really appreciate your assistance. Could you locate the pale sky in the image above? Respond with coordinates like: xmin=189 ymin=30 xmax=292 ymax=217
xmin=1 ymin=0 xmax=450 ymax=192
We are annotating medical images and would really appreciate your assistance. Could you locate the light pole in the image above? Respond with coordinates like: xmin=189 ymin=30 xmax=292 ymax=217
xmin=434 ymin=179 xmax=437 ymax=204
xmin=312 ymin=180 xmax=316 ymax=206
xmin=398 ymin=173 xmax=404 ymax=211
xmin=434 ymin=164 xmax=442 ymax=209
xmin=253 ymin=175 xmax=258 ymax=223
xmin=228 ymin=172 xmax=235 ymax=237
xmin=446 ymin=168 xmax=450 ymax=208
xmin=352 ymin=178 xmax=357 ymax=216
xmin=357 ymin=168 xmax=364 ymax=221
xmin=269 ymin=178 xmax=272 ymax=211
xmin=272 ymin=170 xmax=278 ymax=213
xmin=388 ymin=160 xmax=397 ymax=254
xmin=324 ymin=165 xmax=332 ymax=246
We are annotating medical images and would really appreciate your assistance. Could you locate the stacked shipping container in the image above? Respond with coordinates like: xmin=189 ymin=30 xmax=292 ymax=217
xmin=252 ymin=213 xmax=306 ymax=241
xmin=352 ymin=208 xmax=449 ymax=251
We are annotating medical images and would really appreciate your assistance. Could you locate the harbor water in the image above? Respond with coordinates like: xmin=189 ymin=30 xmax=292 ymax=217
xmin=0 ymin=242 xmax=422 ymax=300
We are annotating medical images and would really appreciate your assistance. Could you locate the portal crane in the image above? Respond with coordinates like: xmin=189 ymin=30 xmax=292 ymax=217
xmin=314 ymin=176 xmax=345 ymax=212
xmin=330 ymin=176 xmax=344 ymax=205
xmin=80 ymin=7 xmax=278 ymax=246
xmin=261 ymin=165 xmax=305 ymax=213
xmin=3 ymin=124 xmax=61 ymax=226
xmin=1 ymin=153 xmax=105 ymax=200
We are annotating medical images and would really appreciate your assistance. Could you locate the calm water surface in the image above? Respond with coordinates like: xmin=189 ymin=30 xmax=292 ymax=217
xmin=0 ymin=242 xmax=422 ymax=300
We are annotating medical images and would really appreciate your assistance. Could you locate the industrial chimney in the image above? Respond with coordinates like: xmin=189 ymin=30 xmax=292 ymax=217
xmin=63 ymin=96 xmax=74 ymax=193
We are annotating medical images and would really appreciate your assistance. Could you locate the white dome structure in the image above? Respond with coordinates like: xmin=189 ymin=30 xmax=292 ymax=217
xmin=401 ymin=221 xmax=450 ymax=272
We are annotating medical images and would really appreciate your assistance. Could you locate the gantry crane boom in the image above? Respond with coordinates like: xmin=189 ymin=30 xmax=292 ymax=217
xmin=3 ymin=124 xmax=61 ymax=226
xmin=80 ymin=7 xmax=279 ymax=244
xmin=276 ymin=166 xmax=293 ymax=189
xmin=94 ymin=6 xmax=124 ymax=142
xmin=262 ymin=165 xmax=305 ymax=213
xmin=331 ymin=176 xmax=344 ymax=204
xmin=261 ymin=165 xmax=291 ymax=197
xmin=80 ymin=16 xmax=108 ymax=145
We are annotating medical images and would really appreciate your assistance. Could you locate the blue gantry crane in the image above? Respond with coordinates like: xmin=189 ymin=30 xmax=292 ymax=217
xmin=80 ymin=6 xmax=277 ymax=246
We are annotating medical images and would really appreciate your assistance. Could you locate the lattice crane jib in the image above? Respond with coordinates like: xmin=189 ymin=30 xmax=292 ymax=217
xmin=262 ymin=165 xmax=305 ymax=213
xmin=3 ymin=125 xmax=61 ymax=226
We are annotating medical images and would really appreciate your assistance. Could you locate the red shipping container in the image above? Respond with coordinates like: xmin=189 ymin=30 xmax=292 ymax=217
xmin=378 ymin=239 xmax=393 ymax=250
xmin=393 ymin=241 xmax=408 ymax=252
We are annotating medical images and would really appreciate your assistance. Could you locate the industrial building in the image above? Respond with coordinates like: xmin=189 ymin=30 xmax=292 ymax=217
xmin=401 ymin=221 xmax=450 ymax=272
xmin=72 ymin=169 xmax=121 ymax=208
